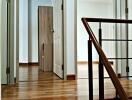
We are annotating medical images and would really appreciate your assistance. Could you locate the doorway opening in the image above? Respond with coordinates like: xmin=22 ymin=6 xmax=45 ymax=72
xmin=18 ymin=0 xmax=64 ymax=82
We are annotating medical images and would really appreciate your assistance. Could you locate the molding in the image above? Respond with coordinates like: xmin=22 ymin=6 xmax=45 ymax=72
xmin=28 ymin=62 xmax=39 ymax=66
xmin=67 ymin=74 xmax=76 ymax=80
xmin=77 ymin=61 xmax=99 ymax=64
xmin=19 ymin=62 xmax=39 ymax=66
xmin=19 ymin=63 xmax=28 ymax=66
xmin=117 ymin=74 xmax=132 ymax=78
xmin=77 ymin=61 xmax=114 ymax=65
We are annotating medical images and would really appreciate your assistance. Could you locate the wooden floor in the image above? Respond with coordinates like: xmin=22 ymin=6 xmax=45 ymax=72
xmin=2 ymin=65 xmax=132 ymax=100
xmin=77 ymin=63 xmax=115 ymax=79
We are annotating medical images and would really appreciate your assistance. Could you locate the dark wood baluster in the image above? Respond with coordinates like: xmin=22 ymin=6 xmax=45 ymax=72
xmin=99 ymin=22 xmax=104 ymax=100
xmin=88 ymin=39 xmax=93 ymax=100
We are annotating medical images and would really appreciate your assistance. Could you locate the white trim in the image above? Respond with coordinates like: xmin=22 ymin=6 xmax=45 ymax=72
xmin=63 ymin=0 xmax=67 ymax=80
xmin=0 ymin=0 xmax=2 ymax=85
xmin=74 ymin=0 xmax=77 ymax=79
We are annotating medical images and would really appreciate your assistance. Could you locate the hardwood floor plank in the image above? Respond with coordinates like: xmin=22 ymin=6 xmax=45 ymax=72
xmin=2 ymin=65 xmax=132 ymax=100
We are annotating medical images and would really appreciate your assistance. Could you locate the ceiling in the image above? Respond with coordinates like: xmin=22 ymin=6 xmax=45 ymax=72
xmin=79 ymin=0 xmax=113 ymax=4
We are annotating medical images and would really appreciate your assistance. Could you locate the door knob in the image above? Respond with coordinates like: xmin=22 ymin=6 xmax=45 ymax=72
xmin=51 ymin=29 xmax=54 ymax=33
xmin=42 ymin=43 xmax=44 ymax=50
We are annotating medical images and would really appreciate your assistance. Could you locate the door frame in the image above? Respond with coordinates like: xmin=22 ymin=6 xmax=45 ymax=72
xmin=6 ymin=0 xmax=18 ymax=84
xmin=5 ymin=0 xmax=19 ymax=84
xmin=62 ymin=0 xmax=65 ymax=79
xmin=74 ymin=0 xmax=77 ymax=80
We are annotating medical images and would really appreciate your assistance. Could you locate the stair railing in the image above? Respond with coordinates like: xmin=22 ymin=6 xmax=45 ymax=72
xmin=82 ymin=18 xmax=132 ymax=100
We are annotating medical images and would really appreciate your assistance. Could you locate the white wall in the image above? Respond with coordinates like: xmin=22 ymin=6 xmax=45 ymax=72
xmin=64 ymin=0 xmax=76 ymax=75
xmin=28 ymin=0 xmax=53 ymax=62
xmin=0 ymin=0 xmax=2 ymax=84
xmin=77 ymin=0 xmax=114 ymax=61
xmin=19 ymin=0 xmax=28 ymax=63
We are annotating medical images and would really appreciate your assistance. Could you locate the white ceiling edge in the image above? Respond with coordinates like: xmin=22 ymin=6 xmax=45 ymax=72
xmin=79 ymin=0 xmax=113 ymax=4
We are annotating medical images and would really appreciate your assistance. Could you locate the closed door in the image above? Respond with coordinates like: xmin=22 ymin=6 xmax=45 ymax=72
xmin=38 ymin=6 xmax=53 ymax=72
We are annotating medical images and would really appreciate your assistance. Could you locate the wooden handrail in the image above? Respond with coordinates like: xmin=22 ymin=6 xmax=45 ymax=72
xmin=82 ymin=18 xmax=128 ymax=100
xmin=83 ymin=17 xmax=132 ymax=23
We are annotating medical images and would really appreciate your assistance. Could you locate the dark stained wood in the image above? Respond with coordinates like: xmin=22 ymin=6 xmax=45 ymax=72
xmin=98 ymin=22 xmax=104 ymax=99
xmin=38 ymin=6 xmax=53 ymax=72
xmin=88 ymin=40 xmax=93 ymax=100
xmin=84 ymin=17 xmax=132 ymax=23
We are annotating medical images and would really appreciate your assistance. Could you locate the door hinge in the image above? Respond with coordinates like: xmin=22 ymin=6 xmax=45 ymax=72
xmin=125 ymin=8 xmax=129 ymax=14
xmin=6 ymin=67 xmax=10 ymax=74
xmin=61 ymin=4 xmax=63 ymax=10
xmin=6 ymin=0 xmax=10 ymax=3
xmin=62 ymin=64 xmax=64 ymax=70
xmin=14 ymin=78 xmax=16 ymax=83
xmin=126 ymin=66 xmax=129 ymax=72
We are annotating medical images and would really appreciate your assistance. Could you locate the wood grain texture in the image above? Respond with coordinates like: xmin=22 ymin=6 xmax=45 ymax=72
xmin=38 ymin=6 xmax=53 ymax=72
xmin=2 ymin=65 xmax=132 ymax=100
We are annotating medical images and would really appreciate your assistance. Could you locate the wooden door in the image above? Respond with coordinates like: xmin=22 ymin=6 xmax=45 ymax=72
xmin=38 ymin=6 xmax=53 ymax=72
